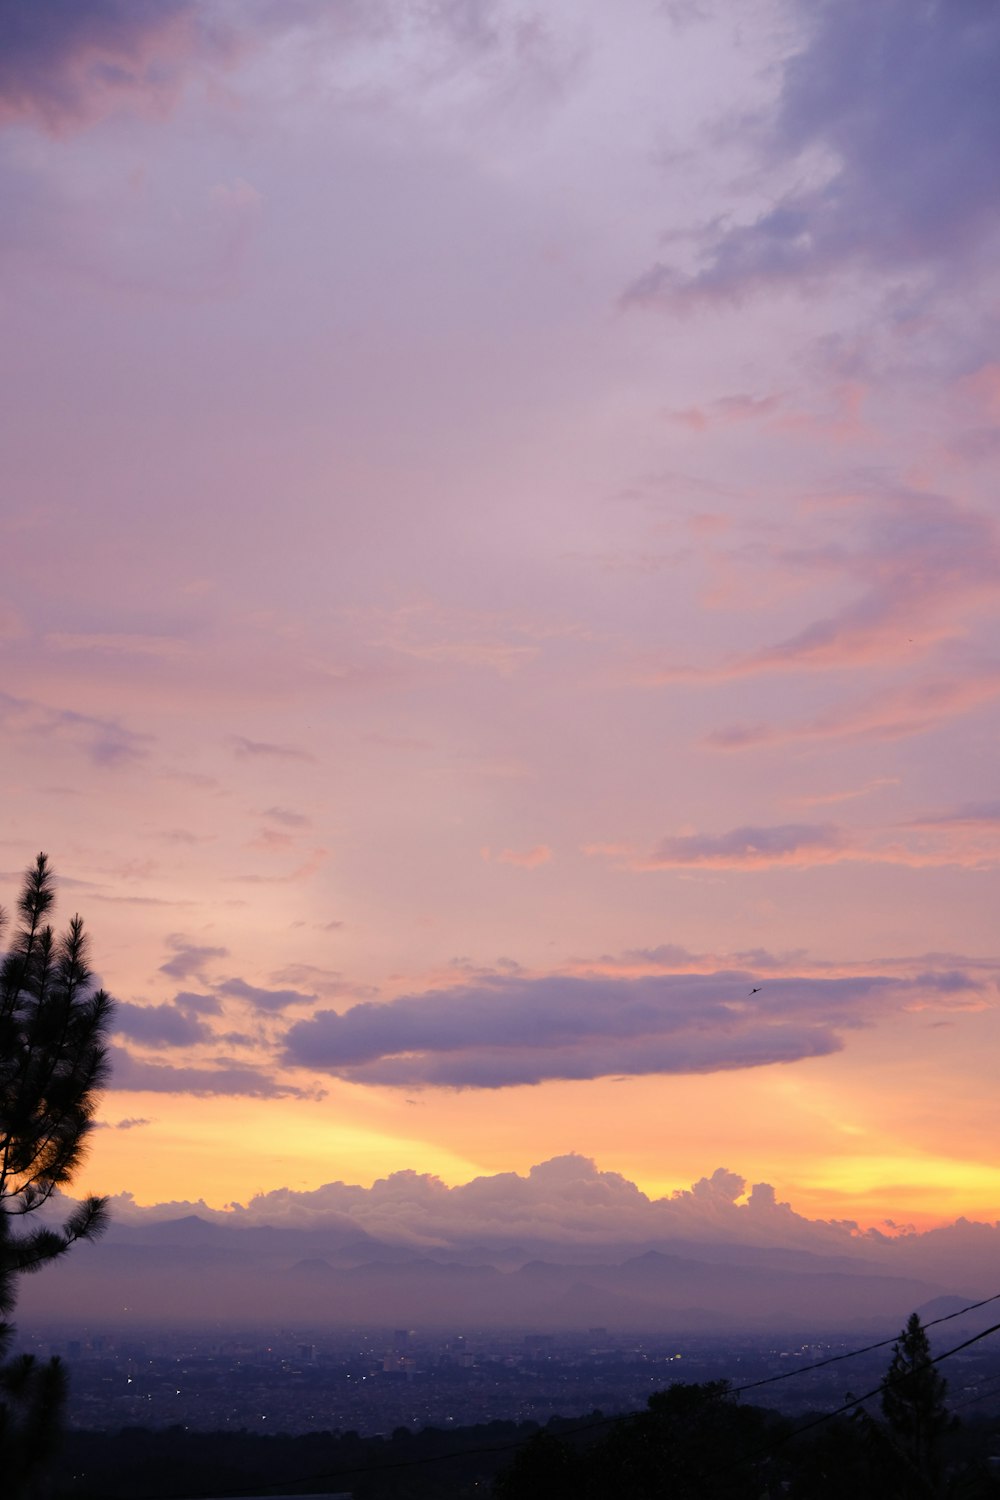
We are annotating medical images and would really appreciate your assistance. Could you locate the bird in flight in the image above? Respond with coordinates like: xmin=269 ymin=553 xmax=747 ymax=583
xmin=749 ymin=986 xmax=762 ymax=995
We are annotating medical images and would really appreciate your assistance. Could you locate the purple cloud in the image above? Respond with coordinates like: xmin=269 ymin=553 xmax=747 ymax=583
xmin=910 ymin=801 xmax=1000 ymax=828
xmin=278 ymin=968 xmax=964 ymax=1089
xmin=158 ymin=936 xmax=229 ymax=980
xmin=0 ymin=691 xmax=149 ymax=767
xmin=230 ymin=735 xmax=316 ymax=762
xmin=107 ymin=1043 xmax=318 ymax=1099
xmin=216 ymin=976 xmax=317 ymax=1012
xmin=645 ymin=823 xmax=843 ymax=870
xmin=627 ymin=0 xmax=1000 ymax=304
xmin=0 ymin=0 xmax=233 ymax=132
xmin=174 ymin=990 xmax=223 ymax=1015
xmin=262 ymin=806 xmax=310 ymax=827
xmin=114 ymin=1000 xmax=211 ymax=1048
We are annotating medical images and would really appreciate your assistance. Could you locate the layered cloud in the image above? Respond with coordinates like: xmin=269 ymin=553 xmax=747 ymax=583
xmin=107 ymin=1043 xmax=318 ymax=1100
xmin=279 ymin=967 xmax=973 ymax=1090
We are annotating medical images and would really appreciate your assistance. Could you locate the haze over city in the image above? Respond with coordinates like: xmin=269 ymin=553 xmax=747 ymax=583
xmin=3 ymin=0 xmax=1000 ymax=1282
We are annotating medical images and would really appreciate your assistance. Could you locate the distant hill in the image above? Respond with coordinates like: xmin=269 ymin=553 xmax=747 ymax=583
xmin=16 ymin=1215 xmax=954 ymax=1333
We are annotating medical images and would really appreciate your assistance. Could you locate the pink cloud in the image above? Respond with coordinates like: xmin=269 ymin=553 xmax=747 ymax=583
xmin=496 ymin=844 xmax=553 ymax=869
xmin=231 ymin=848 xmax=329 ymax=885
xmin=665 ymin=392 xmax=782 ymax=430
xmin=591 ymin=815 xmax=1000 ymax=876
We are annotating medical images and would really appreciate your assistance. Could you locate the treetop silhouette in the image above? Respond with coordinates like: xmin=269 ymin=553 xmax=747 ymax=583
xmin=0 ymin=852 xmax=115 ymax=1494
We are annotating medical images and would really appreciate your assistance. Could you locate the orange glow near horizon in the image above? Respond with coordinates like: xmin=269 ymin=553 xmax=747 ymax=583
xmin=4 ymin=1 xmax=1000 ymax=1258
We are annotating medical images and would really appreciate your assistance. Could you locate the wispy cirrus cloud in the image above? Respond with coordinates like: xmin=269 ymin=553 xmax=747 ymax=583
xmin=482 ymin=844 xmax=553 ymax=869
xmin=651 ymin=493 xmax=1000 ymax=683
xmin=229 ymin=736 xmax=316 ymax=763
xmin=909 ymin=801 xmax=1000 ymax=829
xmin=354 ymin=601 xmax=558 ymax=678
xmin=261 ymin=806 xmax=310 ymax=828
xmin=706 ymin=664 xmax=1000 ymax=750
xmin=0 ymin=690 xmax=150 ymax=766
xmin=231 ymin=848 xmax=328 ymax=884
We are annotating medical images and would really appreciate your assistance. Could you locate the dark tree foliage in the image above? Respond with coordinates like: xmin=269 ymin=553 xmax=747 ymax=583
xmin=881 ymin=1311 xmax=952 ymax=1489
xmin=0 ymin=854 xmax=114 ymax=1496
xmin=494 ymin=1381 xmax=782 ymax=1500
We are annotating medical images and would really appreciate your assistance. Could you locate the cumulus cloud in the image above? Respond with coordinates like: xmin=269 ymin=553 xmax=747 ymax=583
xmin=95 ymin=1153 xmax=878 ymax=1258
xmin=279 ymin=966 xmax=973 ymax=1090
xmin=627 ymin=0 xmax=1000 ymax=304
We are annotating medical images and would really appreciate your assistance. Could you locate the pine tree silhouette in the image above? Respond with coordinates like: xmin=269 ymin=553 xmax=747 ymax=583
xmin=0 ymin=854 xmax=114 ymax=1497
xmin=881 ymin=1311 xmax=951 ymax=1492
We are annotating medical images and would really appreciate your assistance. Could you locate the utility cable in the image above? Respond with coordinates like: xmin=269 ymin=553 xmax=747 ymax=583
xmin=709 ymin=1314 xmax=1000 ymax=1485
xmin=730 ymin=1287 xmax=1000 ymax=1397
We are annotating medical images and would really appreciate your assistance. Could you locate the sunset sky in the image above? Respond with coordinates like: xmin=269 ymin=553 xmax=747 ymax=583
xmin=2 ymin=0 xmax=1000 ymax=1234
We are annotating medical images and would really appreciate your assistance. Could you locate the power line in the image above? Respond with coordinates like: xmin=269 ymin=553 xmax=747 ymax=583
xmin=730 ymin=1288 xmax=1000 ymax=1397
xmin=710 ymin=1313 xmax=1000 ymax=1484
